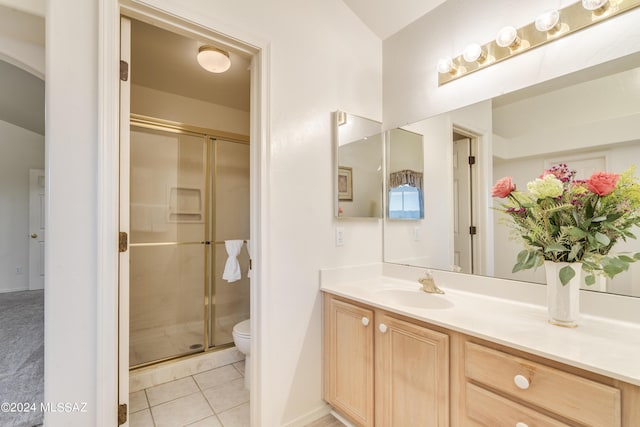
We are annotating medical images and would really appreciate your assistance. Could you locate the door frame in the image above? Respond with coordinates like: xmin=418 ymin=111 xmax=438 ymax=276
xmin=97 ymin=1 xmax=270 ymax=425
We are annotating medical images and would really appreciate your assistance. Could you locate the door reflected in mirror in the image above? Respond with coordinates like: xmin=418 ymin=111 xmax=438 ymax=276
xmin=383 ymin=53 xmax=640 ymax=298
xmin=334 ymin=111 xmax=383 ymax=219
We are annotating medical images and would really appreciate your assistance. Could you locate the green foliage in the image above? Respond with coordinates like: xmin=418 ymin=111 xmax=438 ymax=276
xmin=494 ymin=165 xmax=640 ymax=285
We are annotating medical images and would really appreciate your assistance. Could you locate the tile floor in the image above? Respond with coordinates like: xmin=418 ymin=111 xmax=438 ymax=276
xmin=130 ymin=360 xmax=248 ymax=427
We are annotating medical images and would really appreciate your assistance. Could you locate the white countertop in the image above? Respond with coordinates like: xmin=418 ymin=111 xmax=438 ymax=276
xmin=320 ymin=274 xmax=640 ymax=386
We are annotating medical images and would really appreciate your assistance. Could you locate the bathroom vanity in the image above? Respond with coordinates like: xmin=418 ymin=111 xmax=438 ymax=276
xmin=321 ymin=267 xmax=640 ymax=427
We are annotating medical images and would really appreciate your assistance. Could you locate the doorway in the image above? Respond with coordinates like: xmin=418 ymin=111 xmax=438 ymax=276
xmin=452 ymin=127 xmax=479 ymax=274
xmin=118 ymin=11 xmax=260 ymax=426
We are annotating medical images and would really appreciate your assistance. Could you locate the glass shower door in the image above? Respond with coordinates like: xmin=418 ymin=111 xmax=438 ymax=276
xmin=129 ymin=126 xmax=207 ymax=367
xmin=210 ymin=139 xmax=250 ymax=346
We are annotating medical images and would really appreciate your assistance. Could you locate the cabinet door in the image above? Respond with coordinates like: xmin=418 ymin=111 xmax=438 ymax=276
xmin=375 ymin=312 xmax=449 ymax=427
xmin=324 ymin=294 xmax=374 ymax=427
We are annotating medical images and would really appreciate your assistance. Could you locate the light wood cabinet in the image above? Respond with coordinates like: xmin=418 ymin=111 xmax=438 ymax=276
xmin=375 ymin=311 xmax=449 ymax=426
xmin=323 ymin=292 xmax=640 ymax=427
xmin=323 ymin=294 xmax=374 ymax=426
xmin=323 ymin=293 xmax=449 ymax=427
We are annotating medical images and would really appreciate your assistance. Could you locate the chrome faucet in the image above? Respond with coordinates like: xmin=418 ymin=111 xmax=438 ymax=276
xmin=418 ymin=270 xmax=444 ymax=294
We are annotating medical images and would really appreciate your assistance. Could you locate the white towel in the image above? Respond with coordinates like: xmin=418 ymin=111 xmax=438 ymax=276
xmin=246 ymin=240 xmax=252 ymax=279
xmin=222 ymin=240 xmax=244 ymax=283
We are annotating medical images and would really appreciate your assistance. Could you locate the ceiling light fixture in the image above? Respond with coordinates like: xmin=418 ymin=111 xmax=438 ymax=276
xmin=535 ymin=9 xmax=561 ymax=32
xmin=463 ymin=43 xmax=487 ymax=63
xmin=495 ymin=26 xmax=521 ymax=49
xmin=197 ymin=46 xmax=231 ymax=73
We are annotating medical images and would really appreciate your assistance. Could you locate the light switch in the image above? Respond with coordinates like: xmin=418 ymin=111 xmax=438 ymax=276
xmin=336 ymin=227 xmax=345 ymax=246
xmin=413 ymin=227 xmax=420 ymax=241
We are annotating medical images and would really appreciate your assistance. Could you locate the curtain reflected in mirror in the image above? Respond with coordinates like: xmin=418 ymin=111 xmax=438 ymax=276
xmin=386 ymin=129 xmax=425 ymax=220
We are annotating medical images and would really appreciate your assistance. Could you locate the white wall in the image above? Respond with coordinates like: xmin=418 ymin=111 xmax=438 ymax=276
xmin=132 ymin=84 xmax=250 ymax=135
xmin=46 ymin=0 xmax=381 ymax=426
xmin=383 ymin=0 xmax=640 ymax=128
xmin=0 ymin=119 xmax=44 ymax=293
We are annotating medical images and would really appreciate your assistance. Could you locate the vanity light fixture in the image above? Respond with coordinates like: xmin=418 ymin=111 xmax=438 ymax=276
xmin=463 ymin=43 xmax=487 ymax=63
xmin=535 ymin=9 xmax=561 ymax=32
xmin=495 ymin=26 xmax=521 ymax=49
xmin=197 ymin=45 xmax=231 ymax=73
xmin=438 ymin=0 xmax=640 ymax=86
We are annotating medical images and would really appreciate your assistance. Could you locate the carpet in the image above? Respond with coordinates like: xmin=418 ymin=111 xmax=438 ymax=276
xmin=0 ymin=290 xmax=44 ymax=427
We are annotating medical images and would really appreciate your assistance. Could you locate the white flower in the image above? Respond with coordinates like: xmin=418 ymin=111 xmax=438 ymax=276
xmin=527 ymin=174 xmax=564 ymax=199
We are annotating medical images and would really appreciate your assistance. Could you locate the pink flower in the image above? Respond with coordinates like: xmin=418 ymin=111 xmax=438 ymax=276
xmin=586 ymin=171 xmax=619 ymax=196
xmin=492 ymin=176 xmax=516 ymax=198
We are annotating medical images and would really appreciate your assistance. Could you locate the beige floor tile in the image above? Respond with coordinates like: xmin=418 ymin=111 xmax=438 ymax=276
xmin=151 ymin=392 xmax=214 ymax=427
xmin=129 ymin=390 xmax=149 ymax=413
xmin=185 ymin=415 xmax=224 ymax=427
xmin=129 ymin=408 xmax=154 ymax=427
xmin=146 ymin=376 xmax=199 ymax=407
xmin=217 ymin=402 xmax=250 ymax=427
xmin=202 ymin=378 xmax=249 ymax=414
xmin=194 ymin=365 xmax=242 ymax=390
xmin=232 ymin=360 xmax=245 ymax=376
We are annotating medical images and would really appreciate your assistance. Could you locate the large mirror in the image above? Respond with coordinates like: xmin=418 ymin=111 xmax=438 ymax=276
xmin=383 ymin=52 xmax=640 ymax=298
xmin=334 ymin=111 xmax=383 ymax=218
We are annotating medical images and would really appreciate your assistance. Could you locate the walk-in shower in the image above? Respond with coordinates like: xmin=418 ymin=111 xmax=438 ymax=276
xmin=128 ymin=117 xmax=250 ymax=368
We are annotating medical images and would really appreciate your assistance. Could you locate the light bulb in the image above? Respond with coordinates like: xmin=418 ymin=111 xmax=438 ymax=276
xmin=535 ymin=9 xmax=560 ymax=32
xmin=437 ymin=57 xmax=456 ymax=74
xmin=582 ymin=0 xmax=609 ymax=11
xmin=495 ymin=26 xmax=520 ymax=49
xmin=463 ymin=43 xmax=486 ymax=63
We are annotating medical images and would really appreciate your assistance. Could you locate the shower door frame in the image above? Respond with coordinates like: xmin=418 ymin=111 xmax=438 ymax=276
xmin=128 ymin=114 xmax=249 ymax=368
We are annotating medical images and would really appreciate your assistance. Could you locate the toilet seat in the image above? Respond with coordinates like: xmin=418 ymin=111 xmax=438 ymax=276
xmin=233 ymin=319 xmax=250 ymax=337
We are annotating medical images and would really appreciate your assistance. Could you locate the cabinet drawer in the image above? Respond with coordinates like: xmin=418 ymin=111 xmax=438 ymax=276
xmin=465 ymin=342 xmax=621 ymax=427
xmin=466 ymin=382 xmax=570 ymax=427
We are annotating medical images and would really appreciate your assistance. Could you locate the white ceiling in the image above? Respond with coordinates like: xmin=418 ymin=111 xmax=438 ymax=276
xmin=342 ymin=0 xmax=447 ymax=40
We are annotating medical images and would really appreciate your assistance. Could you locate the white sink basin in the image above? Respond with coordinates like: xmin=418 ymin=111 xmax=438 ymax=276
xmin=373 ymin=288 xmax=454 ymax=310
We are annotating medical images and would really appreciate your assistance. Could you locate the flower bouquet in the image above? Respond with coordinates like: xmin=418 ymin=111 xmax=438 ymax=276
xmin=492 ymin=164 xmax=640 ymax=286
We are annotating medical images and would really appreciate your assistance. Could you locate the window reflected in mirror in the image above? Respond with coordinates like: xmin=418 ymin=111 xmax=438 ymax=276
xmin=386 ymin=128 xmax=424 ymax=220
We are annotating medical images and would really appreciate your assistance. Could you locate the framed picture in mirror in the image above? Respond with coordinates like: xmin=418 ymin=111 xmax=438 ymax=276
xmin=338 ymin=166 xmax=353 ymax=201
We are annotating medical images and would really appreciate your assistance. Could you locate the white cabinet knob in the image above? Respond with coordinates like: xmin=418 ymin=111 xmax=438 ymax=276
xmin=379 ymin=323 xmax=388 ymax=333
xmin=516 ymin=423 xmax=529 ymax=427
xmin=361 ymin=316 xmax=370 ymax=326
xmin=514 ymin=374 xmax=530 ymax=390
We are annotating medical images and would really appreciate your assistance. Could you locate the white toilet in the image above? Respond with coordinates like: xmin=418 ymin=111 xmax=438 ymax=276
xmin=232 ymin=319 xmax=251 ymax=389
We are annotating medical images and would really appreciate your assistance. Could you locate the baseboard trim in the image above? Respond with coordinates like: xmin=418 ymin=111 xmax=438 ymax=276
xmin=282 ymin=403 xmax=332 ymax=427
xmin=0 ymin=287 xmax=30 ymax=294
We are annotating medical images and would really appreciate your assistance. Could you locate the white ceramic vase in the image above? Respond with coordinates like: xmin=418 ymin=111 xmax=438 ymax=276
xmin=544 ymin=261 xmax=581 ymax=328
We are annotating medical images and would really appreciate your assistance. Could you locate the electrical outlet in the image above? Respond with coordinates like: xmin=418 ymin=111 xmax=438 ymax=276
xmin=413 ymin=227 xmax=420 ymax=241
xmin=16 ymin=266 xmax=23 ymax=275
xmin=336 ymin=227 xmax=345 ymax=246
